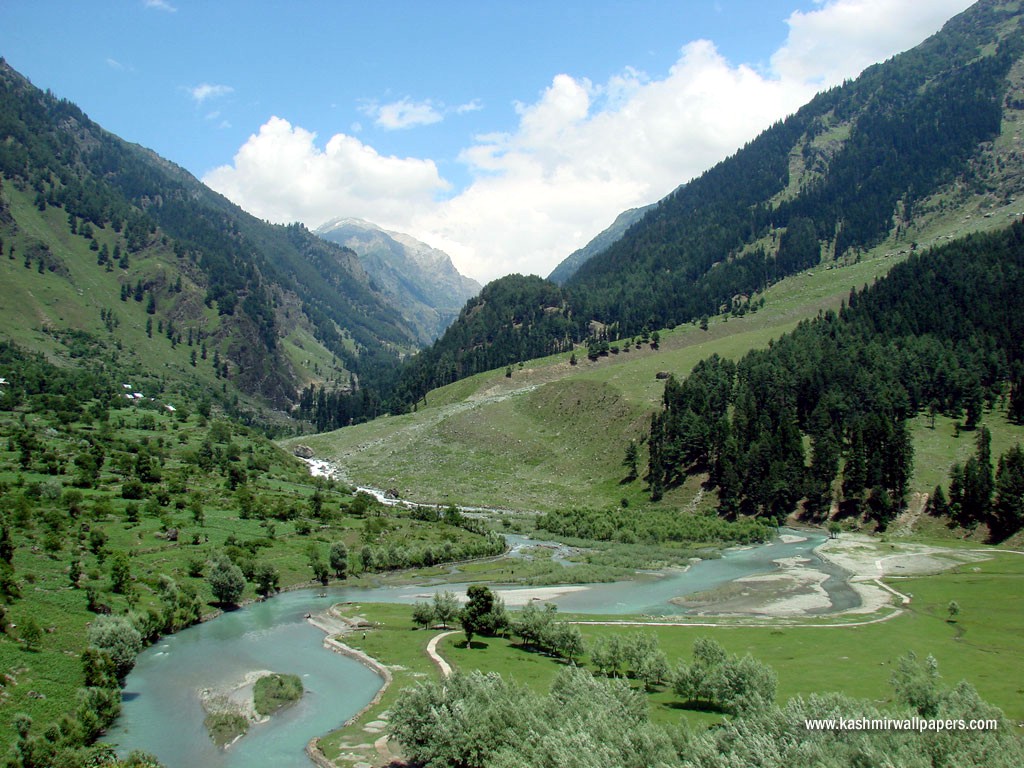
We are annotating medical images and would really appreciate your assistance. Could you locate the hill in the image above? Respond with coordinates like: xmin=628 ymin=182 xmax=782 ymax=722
xmin=0 ymin=59 xmax=420 ymax=419
xmin=546 ymin=203 xmax=654 ymax=285
xmin=315 ymin=217 xmax=480 ymax=344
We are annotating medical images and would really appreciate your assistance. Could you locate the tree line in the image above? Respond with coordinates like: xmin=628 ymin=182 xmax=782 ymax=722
xmin=644 ymin=222 xmax=1024 ymax=531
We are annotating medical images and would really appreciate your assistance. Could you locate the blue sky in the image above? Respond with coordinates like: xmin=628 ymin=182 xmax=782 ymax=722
xmin=1 ymin=0 xmax=974 ymax=281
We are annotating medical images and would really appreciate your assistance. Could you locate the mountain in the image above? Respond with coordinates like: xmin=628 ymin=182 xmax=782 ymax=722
xmin=315 ymin=217 xmax=480 ymax=344
xmin=383 ymin=0 xmax=1024 ymax=407
xmin=0 ymin=58 xmax=419 ymax=418
xmin=397 ymin=274 xmax=573 ymax=406
xmin=547 ymin=203 xmax=655 ymax=285
xmin=567 ymin=0 xmax=1024 ymax=333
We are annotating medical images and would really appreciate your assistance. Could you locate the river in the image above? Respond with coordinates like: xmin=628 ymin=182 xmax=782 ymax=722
xmin=107 ymin=528 xmax=854 ymax=767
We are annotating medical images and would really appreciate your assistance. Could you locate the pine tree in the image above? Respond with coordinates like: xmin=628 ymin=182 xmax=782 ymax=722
xmin=1010 ymin=377 xmax=1024 ymax=424
xmin=992 ymin=444 xmax=1024 ymax=540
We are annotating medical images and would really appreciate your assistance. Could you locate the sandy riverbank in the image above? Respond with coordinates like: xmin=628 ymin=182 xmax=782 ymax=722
xmin=405 ymin=584 xmax=591 ymax=608
xmin=815 ymin=532 xmax=991 ymax=614
xmin=672 ymin=532 xmax=992 ymax=618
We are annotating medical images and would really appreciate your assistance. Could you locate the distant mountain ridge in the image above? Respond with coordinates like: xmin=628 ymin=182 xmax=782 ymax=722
xmin=315 ymin=217 xmax=480 ymax=343
xmin=547 ymin=203 xmax=655 ymax=285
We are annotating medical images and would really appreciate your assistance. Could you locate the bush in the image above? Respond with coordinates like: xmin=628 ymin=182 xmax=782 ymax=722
xmin=87 ymin=615 xmax=142 ymax=684
xmin=253 ymin=673 xmax=303 ymax=716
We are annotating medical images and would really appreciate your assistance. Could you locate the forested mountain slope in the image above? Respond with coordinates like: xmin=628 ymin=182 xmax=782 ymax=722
xmin=568 ymin=0 xmax=1024 ymax=334
xmin=365 ymin=0 xmax=1024 ymax=415
xmin=0 ymin=59 xmax=418 ymax=416
xmin=547 ymin=203 xmax=655 ymax=285
xmin=647 ymin=221 xmax=1024 ymax=537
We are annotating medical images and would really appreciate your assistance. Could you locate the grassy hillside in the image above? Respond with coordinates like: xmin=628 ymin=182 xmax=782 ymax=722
xmin=291 ymin=215 xmax=1024 ymax=529
xmin=0 ymin=385 xmax=504 ymax=751
xmin=0 ymin=174 xmax=364 ymax=431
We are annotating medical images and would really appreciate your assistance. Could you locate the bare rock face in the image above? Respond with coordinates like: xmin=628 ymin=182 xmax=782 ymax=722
xmin=315 ymin=217 xmax=481 ymax=344
xmin=292 ymin=445 xmax=315 ymax=459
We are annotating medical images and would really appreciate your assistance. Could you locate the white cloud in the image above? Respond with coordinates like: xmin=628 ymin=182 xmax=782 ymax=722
xmin=203 ymin=0 xmax=976 ymax=284
xmin=203 ymin=116 xmax=449 ymax=226
xmin=414 ymin=41 xmax=815 ymax=281
xmin=188 ymin=83 xmax=234 ymax=104
xmin=144 ymin=0 xmax=177 ymax=12
xmin=360 ymin=96 xmax=484 ymax=129
xmin=361 ymin=98 xmax=443 ymax=130
xmin=456 ymin=99 xmax=484 ymax=115
xmin=771 ymin=0 xmax=975 ymax=86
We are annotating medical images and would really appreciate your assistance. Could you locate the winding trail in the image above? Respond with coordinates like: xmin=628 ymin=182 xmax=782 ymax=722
xmin=426 ymin=630 xmax=459 ymax=678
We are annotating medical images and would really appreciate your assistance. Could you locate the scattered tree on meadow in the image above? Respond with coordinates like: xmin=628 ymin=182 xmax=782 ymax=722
xmin=460 ymin=584 xmax=507 ymax=646
xmin=412 ymin=601 xmax=436 ymax=630
xmin=432 ymin=590 xmax=460 ymax=629
xmin=109 ymin=550 xmax=132 ymax=595
xmin=329 ymin=541 xmax=349 ymax=579
xmin=20 ymin=617 xmax=43 ymax=652
xmin=673 ymin=636 xmax=776 ymax=714
xmin=207 ymin=551 xmax=246 ymax=605
xmin=623 ymin=439 xmax=639 ymax=481
xmin=87 ymin=615 xmax=143 ymax=684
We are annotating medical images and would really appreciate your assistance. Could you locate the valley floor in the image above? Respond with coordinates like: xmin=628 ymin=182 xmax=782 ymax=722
xmin=306 ymin=533 xmax=1024 ymax=767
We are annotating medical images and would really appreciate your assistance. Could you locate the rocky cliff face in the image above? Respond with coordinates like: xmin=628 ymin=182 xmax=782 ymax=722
xmin=316 ymin=217 xmax=481 ymax=343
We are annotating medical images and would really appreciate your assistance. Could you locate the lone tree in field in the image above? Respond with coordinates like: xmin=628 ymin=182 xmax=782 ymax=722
xmin=329 ymin=541 xmax=349 ymax=579
xmin=947 ymin=600 xmax=960 ymax=623
xmin=208 ymin=552 xmax=246 ymax=606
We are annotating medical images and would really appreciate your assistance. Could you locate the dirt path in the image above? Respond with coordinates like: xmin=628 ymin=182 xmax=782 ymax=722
xmin=426 ymin=630 xmax=459 ymax=678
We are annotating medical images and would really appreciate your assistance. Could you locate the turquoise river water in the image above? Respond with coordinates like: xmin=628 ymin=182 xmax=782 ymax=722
xmin=107 ymin=529 xmax=852 ymax=767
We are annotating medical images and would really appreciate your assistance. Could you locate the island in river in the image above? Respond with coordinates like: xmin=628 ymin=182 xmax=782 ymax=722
xmin=200 ymin=671 xmax=304 ymax=748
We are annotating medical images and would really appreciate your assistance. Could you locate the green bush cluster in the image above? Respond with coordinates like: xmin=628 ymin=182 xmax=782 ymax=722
xmin=389 ymin=649 xmax=1024 ymax=768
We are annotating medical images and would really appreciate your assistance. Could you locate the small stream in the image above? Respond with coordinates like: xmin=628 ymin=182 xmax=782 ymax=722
xmin=108 ymin=527 xmax=856 ymax=767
